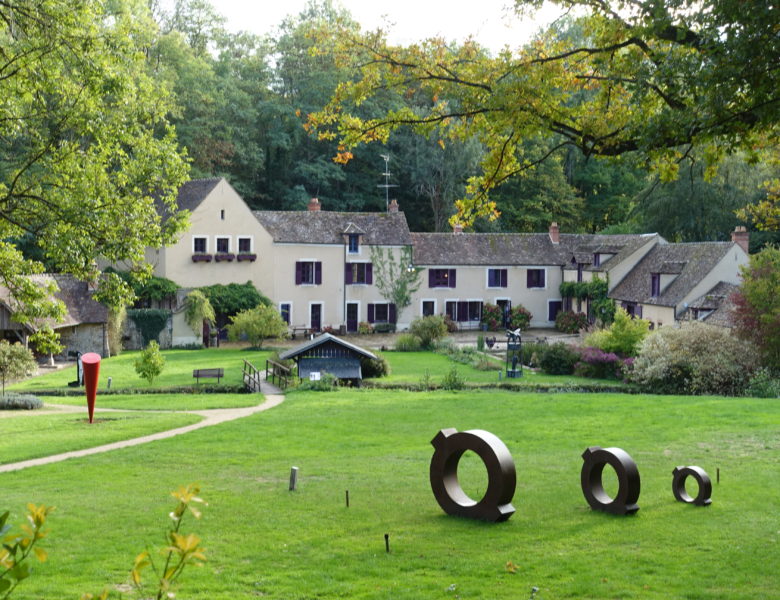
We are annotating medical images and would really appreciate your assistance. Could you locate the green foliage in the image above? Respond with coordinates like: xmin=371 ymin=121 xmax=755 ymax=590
xmin=476 ymin=335 xmax=485 ymax=352
xmin=360 ymin=355 xmax=390 ymax=378
xmin=508 ymin=305 xmax=532 ymax=331
xmin=134 ymin=341 xmax=166 ymax=386
xmin=0 ymin=0 xmax=189 ymax=312
xmin=584 ymin=307 xmax=650 ymax=357
xmin=183 ymin=291 xmax=216 ymax=334
xmin=0 ymin=341 xmax=37 ymax=396
xmin=408 ymin=315 xmax=448 ymax=349
xmin=394 ymin=333 xmax=422 ymax=352
xmin=357 ymin=322 xmax=372 ymax=334
xmin=480 ymin=303 xmax=504 ymax=331
xmin=29 ymin=326 xmax=64 ymax=365
xmin=631 ymin=322 xmax=758 ymax=396
xmin=441 ymin=366 xmax=465 ymax=390
xmin=370 ymin=246 xmax=423 ymax=316
xmin=745 ymin=368 xmax=780 ymax=398
xmin=226 ymin=304 xmax=288 ymax=349
xmin=0 ymin=394 xmax=43 ymax=411
xmin=202 ymin=283 xmax=268 ymax=323
xmin=731 ymin=246 xmax=780 ymax=369
xmin=538 ymin=342 xmax=580 ymax=375
xmin=296 ymin=372 xmax=339 ymax=391
xmin=0 ymin=503 xmax=54 ymax=598
xmin=555 ymin=311 xmax=589 ymax=334
xmin=126 ymin=309 xmax=171 ymax=347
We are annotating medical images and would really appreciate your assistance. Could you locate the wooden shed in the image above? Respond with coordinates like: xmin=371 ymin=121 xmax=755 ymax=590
xmin=279 ymin=333 xmax=377 ymax=385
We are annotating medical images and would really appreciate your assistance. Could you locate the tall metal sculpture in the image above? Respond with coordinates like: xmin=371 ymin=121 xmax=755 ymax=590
xmin=429 ymin=428 xmax=516 ymax=522
xmin=505 ymin=328 xmax=522 ymax=378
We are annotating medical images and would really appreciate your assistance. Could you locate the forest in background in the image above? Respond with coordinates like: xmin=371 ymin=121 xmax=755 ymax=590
xmin=148 ymin=0 xmax=779 ymax=249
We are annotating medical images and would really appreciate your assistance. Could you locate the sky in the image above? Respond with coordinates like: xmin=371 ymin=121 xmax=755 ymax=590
xmin=204 ymin=0 xmax=564 ymax=53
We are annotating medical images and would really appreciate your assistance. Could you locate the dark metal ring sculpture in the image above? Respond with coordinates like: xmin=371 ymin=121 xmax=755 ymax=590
xmin=430 ymin=428 xmax=516 ymax=522
xmin=581 ymin=446 xmax=641 ymax=515
xmin=672 ymin=466 xmax=712 ymax=506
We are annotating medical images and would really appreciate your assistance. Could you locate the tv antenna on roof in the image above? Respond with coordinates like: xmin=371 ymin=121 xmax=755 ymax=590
xmin=378 ymin=154 xmax=398 ymax=211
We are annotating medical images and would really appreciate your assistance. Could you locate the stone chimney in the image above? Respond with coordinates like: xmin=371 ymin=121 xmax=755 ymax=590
xmin=549 ymin=222 xmax=560 ymax=244
xmin=731 ymin=226 xmax=749 ymax=253
xmin=388 ymin=199 xmax=399 ymax=213
xmin=308 ymin=197 xmax=321 ymax=211
xmin=453 ymin=222 xmax=463 ymax=235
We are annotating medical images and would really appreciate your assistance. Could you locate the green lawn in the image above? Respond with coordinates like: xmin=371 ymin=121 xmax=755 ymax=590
xmin=37 ymin=391 xmax=261 ymax=411
xmin=0 ymin=411 xmax=202 ymax=465
xmin=10 ymin=348 xmax=274 ymax=392
xmin=1 ymin=388 xmax=777 ymax=599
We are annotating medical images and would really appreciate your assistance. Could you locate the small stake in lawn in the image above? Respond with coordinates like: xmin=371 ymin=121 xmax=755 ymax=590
xmin=384 ymin=533 xmax=390 ymax=553
xmin=289 ymin=466 xmax=299 ymax=491
xmin=345 ymin=490 xmax=349 ymax=508
xmin=81 ymin=352 xmax=101 ymax=423
xmin=717 ymin=467 xmax=720 ymax=484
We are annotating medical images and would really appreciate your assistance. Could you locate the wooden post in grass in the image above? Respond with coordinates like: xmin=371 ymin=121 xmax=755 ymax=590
xmin=82 ymin=352 xmax=101 ymax=424
xmin=289 ymin=466 xmax=299 ymax=491
xmin=384 ymin=533 xmax=390 ymax=553
xmin=345 ymin=490 xmax=349 ymax=507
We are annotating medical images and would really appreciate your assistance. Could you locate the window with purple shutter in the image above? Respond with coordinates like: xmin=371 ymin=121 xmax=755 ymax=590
xmin=366 ymin=263 xmax=373 ymax=284
xmin=457 ymin=301 xmax=468 ymax=322
xmin=344 ymin=263 xmax=353 ymax=284
xmin=527 ymin=269 xmax=546 ymax=288
xmin=651 ymin=273 xmax=661 ymax=297
xmin=429 ymin=268 xmax=456 ymax=288
xmin=488 ymin=268 xmax=507 ymax=288
xmin=314 ymin=262 xmax=322 ymax=285
xmin=389 ymin=303 xmax=396 ymax=323
xmin=367 ymin=304 xmax=375 ymax=323
xmin=296 ymin=261 xmax=321 ymax=285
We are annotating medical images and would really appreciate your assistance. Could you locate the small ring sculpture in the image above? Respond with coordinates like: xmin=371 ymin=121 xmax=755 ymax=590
xmin=430 ymin=428 xmax=516 ymax=522
xmin=581 ymin=446 xmax=640 ymax=515
xmin=672 ymin=466 xmax=712 ymax=506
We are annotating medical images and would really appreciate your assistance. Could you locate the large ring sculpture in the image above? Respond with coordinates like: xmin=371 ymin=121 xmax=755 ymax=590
xmin=672 ymin=466 xmax=712 ymax=506
xmin=581 ymin=446 xmax=640 ymax=515
xmin=430 ymin=428 xmax=516 ymax=522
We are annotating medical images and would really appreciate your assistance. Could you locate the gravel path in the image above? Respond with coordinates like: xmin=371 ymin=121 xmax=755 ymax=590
xmin=0 ymin=380 xmax=285 ymax=474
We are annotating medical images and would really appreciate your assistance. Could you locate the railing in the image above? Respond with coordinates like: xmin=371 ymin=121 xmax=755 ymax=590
xmin=265 ymin=359 xmax=292 ymax=389
xmin=242 ymin=359 xmax=262 ymax=392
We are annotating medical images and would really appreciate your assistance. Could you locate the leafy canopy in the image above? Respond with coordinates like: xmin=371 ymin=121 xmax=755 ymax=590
xmin=309 ymin=0 xmax=780 ymax=226
xmin=226 ymin=304 xmax=288 ymax=349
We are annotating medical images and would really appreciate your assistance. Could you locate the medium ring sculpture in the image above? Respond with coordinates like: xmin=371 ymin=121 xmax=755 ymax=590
xmin=672 ymin=466 xmax=712 ymax=506
xmin=581 ymin=446 xmax=641 ymax=515
xmin=430 ymin=428 xmax=516 ymax=522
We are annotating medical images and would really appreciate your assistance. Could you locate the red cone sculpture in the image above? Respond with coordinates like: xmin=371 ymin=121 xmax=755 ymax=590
xmin=82 ymin=352 xmax=101 ymax=423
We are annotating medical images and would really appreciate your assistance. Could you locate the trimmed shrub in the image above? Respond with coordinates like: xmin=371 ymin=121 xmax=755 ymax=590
xmin=631 ymin=322 xmax=758 ymax=395
xmin=574 ymin=347 xmax=629 ymax=380
xmin=0 ymin=393 xmax=43 ymax=410
xmin=361 ymin=354 xmax=390 ymax=378
xmin=409 ymin=315 xmax=448 ymax=349
xmin=555 ymin=311 xmax=589 ymax=334
xmin=538 ymin=342 xmax=580 ymax=375
xmin=584 ymin=307 xmax=650 ymax=357
xmin=395 ymin=333 xmax=422 ymax=352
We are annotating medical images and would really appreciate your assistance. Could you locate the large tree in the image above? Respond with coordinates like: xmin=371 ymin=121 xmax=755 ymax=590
xmin=309 ymin=0 xmax=780 ymax=226
xmin=1 ymin=0 xmax=189 ymax=318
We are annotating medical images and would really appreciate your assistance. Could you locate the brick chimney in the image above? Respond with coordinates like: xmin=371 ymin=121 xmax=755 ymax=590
xmin=388 ymin=199 xmax=399 ymax=213
xmin=453 ymin=222 xmax=463 ymax=235
xmin=549 ymin=222 xmax=559 ymax=244
xmin=731 ymin=226 xmax=749 ymax=253
xmin=308 ymin=197 xmax=321 ymax=211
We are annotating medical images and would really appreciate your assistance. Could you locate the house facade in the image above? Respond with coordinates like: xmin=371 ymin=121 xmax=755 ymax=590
xmin=147 ymin=178 xmax=748 ymax=341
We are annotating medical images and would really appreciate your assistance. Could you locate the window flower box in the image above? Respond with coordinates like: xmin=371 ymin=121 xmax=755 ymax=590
xmin=237 ymin=253 xmax=257 ymax=262
xmin=192 ymin=254 xmax=213 ymax=262
xmin=214 ymin=253 xmax=235 ymax=262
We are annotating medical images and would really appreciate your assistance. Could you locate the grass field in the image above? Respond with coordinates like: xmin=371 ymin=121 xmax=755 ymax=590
xmin=1 ymin=386 xmax=778 ymax=599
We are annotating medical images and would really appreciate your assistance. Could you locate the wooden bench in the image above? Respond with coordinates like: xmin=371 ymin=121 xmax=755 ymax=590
xmin=193 ymin=368 xmax=224 ymax=383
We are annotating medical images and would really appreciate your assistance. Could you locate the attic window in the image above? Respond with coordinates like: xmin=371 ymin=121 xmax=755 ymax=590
xmin=593 ymin=253 xmax=601 ymax=267
xmin=220 ymin=209 xmax=225 ymax=220
xmin=651 ymin=273 xmax=661 ymax=297
xmin=348 ymin=234 xmax=360 ymax=254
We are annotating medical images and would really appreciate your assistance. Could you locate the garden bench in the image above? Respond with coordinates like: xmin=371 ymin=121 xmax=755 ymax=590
xmin=193 ymin=368 xmax=224 ymax=383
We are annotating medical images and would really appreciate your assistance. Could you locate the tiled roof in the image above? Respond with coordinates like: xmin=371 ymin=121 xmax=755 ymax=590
xmin=682 ymin=281 xmax=739 ymax=327
xmin=254 ymin=211 xmax=412 ymax=245
xmin=279 ymin=332 xmax=377 ymax=361
xmin=610 ymin=242 xmax=735 ymax=307
xmin=0 ymin=274 xmax=108 ymax=330
xmin=410 ymin=233 xmax=569 ymax=266
xmin=157 ymin=177 xmax=222 ymax=222
xmin=557 ymin=233 xmax=661 ymax=272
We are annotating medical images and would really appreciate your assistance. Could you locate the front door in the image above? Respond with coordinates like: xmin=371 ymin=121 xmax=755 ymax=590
xmin=310 ymin=303 xmax=322 ymax=332
xmin=346 ymin=303 xmax=358 ymax=332
xmin=497 ymin=299 xmax=512 ymax=328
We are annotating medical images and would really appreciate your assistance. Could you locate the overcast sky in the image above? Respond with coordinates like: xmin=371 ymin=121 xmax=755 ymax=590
xmin=204 ymin=0 xmax=564 ymax=53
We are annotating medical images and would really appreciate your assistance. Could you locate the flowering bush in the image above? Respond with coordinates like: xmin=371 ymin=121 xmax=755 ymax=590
xmin=631 ymin=322 xmax=758 ymax=395
xmin=574 ymin=346 xmax=631 ymax=380
xmin=357 ymin=321 xmax=373 ymax=334
xmin=481 ymin=303 xmax=504 ymax=330
xmin=508 ymin=305 xmax=532 ymax=331
xmin=555 ymin=311 xmax=589 ymax=334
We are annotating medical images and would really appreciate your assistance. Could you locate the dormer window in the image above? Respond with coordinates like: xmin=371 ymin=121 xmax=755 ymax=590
xmin=651 ymin=273 xmax=661 ymax=297
xmin=593 ymin=253 xmax=601 ymax=267
xmin=348 ymin=234 xmax=360 ymax=254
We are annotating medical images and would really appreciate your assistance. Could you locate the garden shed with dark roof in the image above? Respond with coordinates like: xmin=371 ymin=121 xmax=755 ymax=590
xmin=279 ymin=333 xmax=377 ymax=385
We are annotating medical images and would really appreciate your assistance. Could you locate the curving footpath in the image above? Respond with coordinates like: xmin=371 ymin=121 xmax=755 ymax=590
xmin=0 ymin=380 xmax=284 ymax=474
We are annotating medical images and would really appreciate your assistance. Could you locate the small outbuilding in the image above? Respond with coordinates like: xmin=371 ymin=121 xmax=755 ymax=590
xmin=279 ymin=333 xmax=377 ymax=386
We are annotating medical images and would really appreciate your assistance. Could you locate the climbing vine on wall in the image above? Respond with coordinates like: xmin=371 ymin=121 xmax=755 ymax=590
xmin=127 ymin=309 xmax=171 ymax=346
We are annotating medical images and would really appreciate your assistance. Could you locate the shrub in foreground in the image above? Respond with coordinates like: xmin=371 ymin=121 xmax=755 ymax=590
xmin=409 ymin=315 xmax=448 ymax=349
xmin=538 ymin=342 xmax=580 ymax=375
xmin=361 ymin=354 xmax=390 ymax=378
xmin=394 ymin=333 xmax=422 ymax=352
xmin=585 ymin=307 xmax=650 ymax=357
xmin=0 ymin=393 xmax=43 ymax=410
xmin=631 ymin=322 xmax=758 ymax=395
xmin=745 ymin=368 xmax=780 ymax=398
xmin=574 ymin=347 xmax=630 ymax=380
